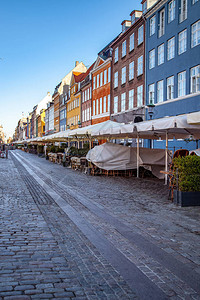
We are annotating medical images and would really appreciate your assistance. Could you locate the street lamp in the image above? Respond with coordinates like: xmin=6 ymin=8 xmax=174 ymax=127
xmin=147 ymin=100 xmax=155 ymax=120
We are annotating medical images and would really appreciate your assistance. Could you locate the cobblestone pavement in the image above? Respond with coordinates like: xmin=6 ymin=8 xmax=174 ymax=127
xmin=0 ymin=150 xmax=199 ymax=300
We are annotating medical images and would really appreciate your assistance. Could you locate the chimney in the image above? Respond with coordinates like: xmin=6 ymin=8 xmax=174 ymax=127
xmin=75 ymin=61 xmax=79 ymax=67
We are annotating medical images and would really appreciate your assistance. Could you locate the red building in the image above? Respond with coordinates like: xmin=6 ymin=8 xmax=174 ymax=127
xmin=110 ymin=10 xmax=145 ymax=124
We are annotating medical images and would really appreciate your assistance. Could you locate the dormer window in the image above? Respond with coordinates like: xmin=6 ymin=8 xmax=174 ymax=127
xmin=122 ymin=23 xmax=126 ymax=33
xmin=131 ymin=14 xmax=135 ymax=24
xmin=142 ymin=1 xmax=147 ymax=13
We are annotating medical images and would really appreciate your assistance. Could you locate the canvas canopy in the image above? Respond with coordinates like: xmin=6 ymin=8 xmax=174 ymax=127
xmin=189 ymin=148 xmax=200 ymax=156
xmin=86 ymin=142 xmax=171 ymax=179
xmin=187 ymin=111 xmax=200 ymax=125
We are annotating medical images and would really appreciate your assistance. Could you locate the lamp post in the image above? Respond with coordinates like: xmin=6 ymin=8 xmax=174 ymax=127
xmin=147 ymin=100 xmax=155 ymax=148
xmin=147 ymin=100 xmax=155 ymax=120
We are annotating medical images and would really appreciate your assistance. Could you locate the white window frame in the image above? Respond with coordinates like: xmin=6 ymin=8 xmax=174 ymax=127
xmin=129 ymin=33 xmax=134 ymax=52
xmin=93 ymin=76 xmax=96 ymax=89
xmin=149 ymin=49 xmax=155 ymax=69
xmin=159 ymin=8 xmax=165 ymax=37
xmin=103 ymin=96 xmax=106 ymax=113
xmin=97 ymin=74 xmax=99 ymax=88
xmin=178 ymin=71 xmax=186 ymax=97
xmin=157 ymin=80 xmax=164 ymax=103
xmin=108 ymin=67 xmax=111 ymax=82
xmin=150 ymin=15 xmax=156 ymax=36
xmin=138 ymin=25 xmax=144 ymax=45
xmin=137 ymin=55 xmax=143 ymax=76
xmin=114 ymin=72 xmax=118 ymax=88
xmin=168 ymin=0 xmax=175 ymax=23
xmin=108 ymin=95 xmax=110 ymax=113
xmin=129 ymin=89 xmax=134 ymax=109
xmin=121 ymin=93 xmax=126 ymax=112
xmin=167 ymin=76 xmax=174 ymax=100
xmin=93 ymin=101 xmax=95 ymax=116
xmin=129 ymin=61 xmax=134 ymax=81
xmin=178 ymin=29 xmax=187 ymax=54
xmin=121 ymin=67 xmax=126 ymax=85
xmin=100 ymin=98 xmax=102 ymax=114
xmin=158 ymin=43 xmax=164 ymax=65
xmin=122 ymin=40 xmax=126 ymax=57
xmin=179 ymin=0 xmax=187 ymax=23
xmin=100 ymin=72 xmax=103 ymax=87
xmin=104 ymin=69 xmax=107 ymax=84
xmin=190 ymin=65 xmax=200 ymax=93
xmin=191 ymin=20 xmax=200 ymax=48
xmin=167 ymin=37 xmax=175 ymax=60
xmin=114 ymin=47 xmax=119 ymax=63
xmin=96 ymin=99 xmax=99 ymax=115
xmin=114 ymin=96 xmax=118 ymax=113
xmin=137 ymin=85 xmax=143 ymax=107
xmin=149 ymin=84 xmax=155 ymax=103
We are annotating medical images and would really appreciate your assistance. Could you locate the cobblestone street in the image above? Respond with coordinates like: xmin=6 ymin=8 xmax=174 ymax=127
xmin=0 ymin=150 xmax=200 ymax=300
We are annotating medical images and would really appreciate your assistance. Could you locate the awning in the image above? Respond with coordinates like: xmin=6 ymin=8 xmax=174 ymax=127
xmin=187 ymin=111 xmax=200 ymax=125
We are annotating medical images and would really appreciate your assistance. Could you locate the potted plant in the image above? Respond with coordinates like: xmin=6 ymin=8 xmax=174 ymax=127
xmin=173 ymin=156 xmax=200 ymax=207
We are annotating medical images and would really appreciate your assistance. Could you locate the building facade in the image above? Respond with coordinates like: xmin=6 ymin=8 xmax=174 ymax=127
xmin=91 ymin=46 xmax=113 ymax=125
xmin=111 ymin=11 xmax=145 ymax=123
xmin=53 ymin=83 xmax=61 ymax=133
xmin=80 ymin=63 xmax=95 ymax=127
xmin=145 ymin=0 xmax=200 ymax=149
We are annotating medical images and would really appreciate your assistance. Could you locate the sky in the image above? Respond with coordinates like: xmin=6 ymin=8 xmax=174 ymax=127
xmin=0 ymin=0 xmax=140 ymax=139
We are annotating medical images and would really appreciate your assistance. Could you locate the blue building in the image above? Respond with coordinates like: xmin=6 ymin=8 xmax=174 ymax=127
xmin=144 ymin=0 xmax=200 ymax=150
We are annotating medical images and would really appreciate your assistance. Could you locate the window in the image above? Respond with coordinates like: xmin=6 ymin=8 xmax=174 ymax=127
xmin=167 ymin=76 xmax=174 ymax=99
xmin=100 ymin=98 xmax=102 ymax=114
xmin=179 ymin=0 xmax=187 ymax=23
xmin=137 ymin=85 xmax=143 ymax=107
xmin=190 ymin=65 xmax=200 ymax=93
xmin=114 ymin=47 xmax=118 ymax=63
xmin=159 ymin=8 xmax=165 ymax=37
xmin=178 ymin=71 xmax=186 ymax=97
xmin=114 ymin=72 xmax=118 ymax=88
xmin=131 ymin=13 xmax=135 ymax=24
xmin=167 ymin=37 xmax=175 ymax=60
xmin=129 ymin=62 xmax=134 ymax=81
xmin=178 ymin=29 xmax=187 ymax=54
xmin=138 ymin=25 xmax=144 ymax=45
xmin=168 ymin=0 xmax=175 ymax=23
xmin=122 ymin=40 xmax=126 ymax=57
xmin=129 ymin=33 xmax=134 ymax=52
xmin=121 ymin=67 xmax=126 ymax=85
xmin=93 ymin=101 xmax=95 ymax=115
xmin=121 ymin=93 xmax=126 ymax=112
xmin=149 ymin=84 xmax=155 ymax=103
xmin=129 ymin=89 xmax=134 ymax=109
xmin=97 ymin=74 xmax=99 ymax=88
xmin=137 ymin=56 xmax=143 ymax=76
xmin=96 ymin=99 xmax=99 ymax=114
xmin=90 ymin=87 xmax=92 ymax=99
xmin=108 ymin=67 xmax=111 ymax=82
xmin=191 ymin=20 xmax=200 ymax=48
xmin=157 ymin=80 xmax=164 ymax=102
xmin=104 ymin=69 xmax=107 ymax=84
xmin=149 ymin=49 xmax=155 ymax=69
xmin=114 ymin=96 xmax=118 ymax=113
xmin=150 ymin=16 xmax=156 ymax=36
xmin=108 ymin=95 xmax=110 ymax=112
xmin=142 ymin=1 xmax=147 ymax=13
xmin=103 ymin=96 xmax=106 ymax=113
xmin=100 ymin=72 xmax=103 ymax=86
xmin=82 ymin=91 xmax=85 ymax=103
xmin=192 ymin=0 xmax=198 ymax=4
xmin=93 ymin=76 xmax=96 ymax=89
xmin=158 ymin=44 xmax=164 ymax=65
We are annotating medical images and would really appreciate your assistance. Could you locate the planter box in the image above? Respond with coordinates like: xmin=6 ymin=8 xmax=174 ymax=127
xmin=174 ymin=190 xmax=200 ymax=207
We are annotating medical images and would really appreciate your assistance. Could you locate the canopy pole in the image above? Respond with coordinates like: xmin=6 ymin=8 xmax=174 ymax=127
xmin=165 ymin=131 xmax=168 ymax=185
xmin=137 ymin=134 xmax=140 ymax=178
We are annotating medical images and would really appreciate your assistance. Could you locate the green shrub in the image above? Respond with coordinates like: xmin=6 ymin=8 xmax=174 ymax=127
xmin=173 ymin=156 xmax=200 ymax=192
xmin=37 ymin=145 xmax=44 ymax=154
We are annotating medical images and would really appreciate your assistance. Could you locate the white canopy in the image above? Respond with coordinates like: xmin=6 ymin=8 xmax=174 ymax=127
xmin=92 ymin=114 xmax=200 ymax=140
xmin=187 ymin=111 xmax=200 ymax=125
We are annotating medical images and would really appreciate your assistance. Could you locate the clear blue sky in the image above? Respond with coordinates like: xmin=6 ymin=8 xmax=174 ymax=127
xmin=0 ymin=0 xmax=140 ymax=138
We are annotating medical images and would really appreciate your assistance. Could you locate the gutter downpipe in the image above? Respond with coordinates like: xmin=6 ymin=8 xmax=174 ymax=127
xmin=165 ymin=131 xmax=168 ymax=185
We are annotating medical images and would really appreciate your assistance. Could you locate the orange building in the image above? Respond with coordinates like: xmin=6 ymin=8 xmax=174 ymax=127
xmin=91 ymin=46 xmax=113 ymax=125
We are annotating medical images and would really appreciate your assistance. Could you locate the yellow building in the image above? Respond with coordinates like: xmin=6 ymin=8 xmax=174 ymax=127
xmin=67 ymin=72 xmax=86 ymax=130
xmin=37 ymin=109 xmax=45 ymax=137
